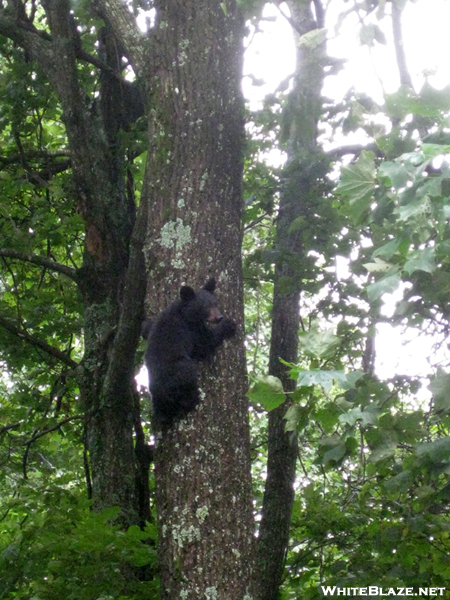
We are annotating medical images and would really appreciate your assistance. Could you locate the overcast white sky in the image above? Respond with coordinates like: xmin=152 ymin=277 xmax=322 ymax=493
xmin=244 ymin=0 xmax=450 ymax=103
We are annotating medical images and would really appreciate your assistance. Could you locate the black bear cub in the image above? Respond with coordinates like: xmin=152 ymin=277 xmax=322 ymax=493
xmin=144 ymin=278 xmax=236 ymax=423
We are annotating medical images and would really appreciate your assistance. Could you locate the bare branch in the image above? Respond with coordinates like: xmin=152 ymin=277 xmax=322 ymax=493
xmin=0 ymin=249 xmax=78 ymax=281
xmin=0 ymin=314 xmax=79 ymax=369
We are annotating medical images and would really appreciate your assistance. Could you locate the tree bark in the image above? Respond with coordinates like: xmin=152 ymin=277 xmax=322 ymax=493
xmin=138 ymin=1 xmax=255 ymax=597
xmin=256 ymin=2 xmax=328 ymax=599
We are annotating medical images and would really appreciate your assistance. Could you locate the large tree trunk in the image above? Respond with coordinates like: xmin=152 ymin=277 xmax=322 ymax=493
xmin=43 ymin=1 xmax=146 ymax=526
xmin=256 ymin=2 xmax=327 ymax=598
xmin=140 ymin=1 xmax=255 ymax=597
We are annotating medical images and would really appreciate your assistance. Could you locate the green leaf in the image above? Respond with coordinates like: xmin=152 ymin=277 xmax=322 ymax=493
xmin=319 ymin=435 xmax=347 ymax=466
xmin=366 ymin=272 xmax=401 ymax=303
xmin=372 ymin=239 xmax=401 ymax=260
xmin=360 ymin=23 xmax=386 ymax=46
xmin=296 ymin=369 xmax=363 ymax=393
xmin=315 ymin=402 xmax=341 ymax=431
xmin=416 ymin=436 xmax=450 ymax=463
xmin=403 ymin=247 xmax=436 ymax=275
xmin=386 ymin=85 xmax=450 ymax=119
xmin=336 ymin=150 xmax=376 ymax=204
xmin=384 ymin=470 xmax=413 ymax=494
xmin=368 ymin=430 xmax=398 ymax=463
xmin=378 ymin=160 xmax=410 ymax=188
xmin=394 ymin=197 xmax=428 ymax=222
xmin=298 ymin=327 xmax=340 ymax=359
xmin=322 ymin=442 xmax=347 ymax=465
xmin=284 ymin=404 xmax=310 ymax=433
xmin=339 ymin=405 xmax=379 ymax=427
xmin=429 ymin=368 xmax=450 ymax=414
xmin=422 ymin=142 xmax=450 ymax=159
xmin=246 ymin=375 xmax=285 ymax=411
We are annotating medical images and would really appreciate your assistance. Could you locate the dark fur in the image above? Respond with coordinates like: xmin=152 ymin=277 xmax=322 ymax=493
xmin=144 ymin=278 xmax=236 ymax=423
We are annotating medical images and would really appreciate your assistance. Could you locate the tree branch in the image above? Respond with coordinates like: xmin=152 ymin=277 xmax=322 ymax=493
xmin=0 ymin=314 xmax=79 ymax=369
xmin=0 ymin=421 xmax=21 ymax=435
xmin=0 ymin=6 xmax=61 ymax=81
xmin=0 ymin=150 xmax=72 ymax=168
xmin=0 ymin=7 xmax=123 ymax=76
xmin=391 ymin=2 xmax=413 ymax=89
xmin=24 ymin=414 xmax=84 ymax=445
xmin=326 ymin=142 xmax=381 ymax=161
xmin=102 ymin=190 xmax=148 ymax=403
xmin=0 ymin=249 xmax=78 ymax=281
xmin=92 ymin=0 xmax=147 ymax=76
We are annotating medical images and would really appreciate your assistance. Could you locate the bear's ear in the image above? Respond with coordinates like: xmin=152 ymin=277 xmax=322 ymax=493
xmin=180 ymin=286 xmax=196 ymax=303
xmin=203 ymin=277 xmax=216 ymax=293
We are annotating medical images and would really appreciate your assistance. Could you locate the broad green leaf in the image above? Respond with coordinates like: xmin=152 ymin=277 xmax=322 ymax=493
xmin=386 ymin=85 xmax=450 ymax=119
xmin=429 ymin=368 xmax=450 ymax=413
xmin=384 ymin=470 xmax=413 ymax=493
xmin=416 ymin=436 xmax=450 ymax=463
xmin=366 ymin=272 xmax=401 ymax=303
xmin=420 ymin=84 xmax=450 ymax=115
xmin=342 ymin=370 xmax=365 ymax=389
xmin=296 ymin=369 xmax=363 ymax=393
xmin=315 ymin=402 xmax=341 ymax=431
xmin=339 ymin=406 xmax=379 ymax=427
xmin=296 ymin=370 xmax=336 ymax=392
xmin=284 ymin=404 xmax=310 ymax=433
xmin=368 ymin=430 xmax=398 ymax=463
xmin=422 ymin=142 xmax=450 ymax=159
xmin=298 ymin=327 xmax=340 ymax=359
xmin=385 ymin=86 xmax=419 ymax=119
xmin=322 ymin=442 xmax=347 ymax=465
xmin=394 ymin=198 xmax=429 ymax=222
xmin=378 ymin=160 xmax=410 ymax=188
xmin=336 ymin=151 xmax=376 ymax=204
xmin=360 ymin=23 xmax=386 ymax=46
xmin=246 ymin=375 xmax=285 ymax=411
xmin=403 ymin=247 xmax=436 ymax=275
xmin=372 ymin=239 xmax=401 ymax=260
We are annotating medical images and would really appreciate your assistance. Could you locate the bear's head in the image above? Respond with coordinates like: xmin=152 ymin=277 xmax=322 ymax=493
xmin=180 ymin=277 xmax=223 ymax=325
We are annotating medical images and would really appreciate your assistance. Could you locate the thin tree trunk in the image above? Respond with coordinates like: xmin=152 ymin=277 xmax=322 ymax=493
xmin=256 ymin=2 xmax=327 ymax=598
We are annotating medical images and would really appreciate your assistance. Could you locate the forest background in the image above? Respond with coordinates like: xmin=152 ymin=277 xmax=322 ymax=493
xmin=1 ymin=0 xmax=450 ymax=599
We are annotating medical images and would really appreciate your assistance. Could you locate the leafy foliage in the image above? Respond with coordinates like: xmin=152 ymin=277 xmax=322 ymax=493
xmin=0 ymin=488 xmax=157 ymax=600
xmin=3 ymin=0 xmax=450 ymax=598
